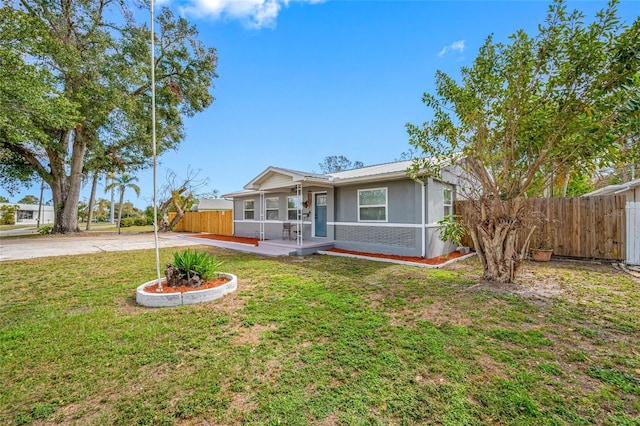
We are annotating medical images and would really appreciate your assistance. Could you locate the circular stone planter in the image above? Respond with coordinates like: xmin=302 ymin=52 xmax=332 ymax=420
xmin=136 ymin=273 xmax=237 ymax=307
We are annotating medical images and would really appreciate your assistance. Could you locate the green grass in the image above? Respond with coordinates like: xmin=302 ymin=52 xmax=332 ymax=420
xmin=1 ymin=249 xmax=638 ymax=425
xmin=83 ymin=223 xmax=155 ymax=233
xmin=0 ymin=224 xmax=36 ymax=231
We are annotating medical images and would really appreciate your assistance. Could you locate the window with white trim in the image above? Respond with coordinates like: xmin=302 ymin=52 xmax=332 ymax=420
xmin=265 ymin=197 xmax=279 ymax=220
xmin=243 ymin=200 xmax=255 ymax=220
xmin=358 ymin=188 xmax=387 ymax=221
xmin=287 ymin=196 xmax=301 ymax=221
xmin=443 ymin=186 xmax=453 ymax=217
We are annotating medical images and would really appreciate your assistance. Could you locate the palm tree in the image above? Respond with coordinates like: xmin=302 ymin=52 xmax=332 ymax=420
xmin=105 ymin=174 xmax=140 ymax=234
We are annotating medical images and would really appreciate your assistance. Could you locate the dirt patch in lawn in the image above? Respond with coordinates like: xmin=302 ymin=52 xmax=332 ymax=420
xmin=458 ymin=274 xmax=564 ymax=305
xmin=326 ymin=248 xmax=468 ymax=265
xmin=189 ymin=234 xmax=261 ymax=246
xmin=457 ymin=260 xmax=630 ymax=303
xmin=231 ymin=323 xmax=278 ymax=346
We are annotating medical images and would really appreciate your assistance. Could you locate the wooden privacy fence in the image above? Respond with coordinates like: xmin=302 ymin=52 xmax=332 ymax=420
xmin=455 ymin=195 xmax=626 ymax=260
xmin=168 ymin=211 xmax=233 ymax=236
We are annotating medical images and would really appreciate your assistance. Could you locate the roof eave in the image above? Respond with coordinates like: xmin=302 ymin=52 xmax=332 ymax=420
xmin=332 ymin=171 xmax=412 ymax=186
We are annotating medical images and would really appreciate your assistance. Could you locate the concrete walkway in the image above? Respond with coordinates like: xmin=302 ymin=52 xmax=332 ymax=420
xmin=178 ymin=236 xmax=295 ymax=256
xmin=0 ymin=233 xmax=202 ymax=262
xmin=0 ymin=232 xmax=313 ymax=261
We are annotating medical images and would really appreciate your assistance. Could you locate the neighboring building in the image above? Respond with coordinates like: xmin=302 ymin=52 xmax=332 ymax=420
xmin=584 ymin=178 xmax=640 ymax=265
xmin=0 ymin=203 xmax=55 ymax=225
xmin=190 ymin=199 xmax=233 ymax=212
xmin=222 ymin=160 xmax=462 ymax=258
xmin=584 ymin=178 xmax=640 ymax=203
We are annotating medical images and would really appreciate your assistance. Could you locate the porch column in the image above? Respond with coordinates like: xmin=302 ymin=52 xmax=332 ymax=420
xmin=296 ymin=184 xmax=303 ymax=246
xmin=259 ymin=191 xmax=265 ymax=241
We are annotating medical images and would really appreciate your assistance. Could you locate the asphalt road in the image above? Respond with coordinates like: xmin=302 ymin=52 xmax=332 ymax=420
xmin=0 ymin=233 xmax=202 ymax=262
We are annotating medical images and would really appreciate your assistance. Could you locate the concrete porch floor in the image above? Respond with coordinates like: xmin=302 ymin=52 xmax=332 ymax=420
xmin=259 ymin=238 xmax=335 ymax=256
xmin=179 ymin=235 xmax=334 ymax=257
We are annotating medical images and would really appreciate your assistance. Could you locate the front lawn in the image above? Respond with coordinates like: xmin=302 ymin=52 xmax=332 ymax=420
xmin=0 ymin=248 xmax=638 ymax=425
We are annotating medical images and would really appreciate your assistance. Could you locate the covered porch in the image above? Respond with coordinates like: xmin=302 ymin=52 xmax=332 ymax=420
xmin=223 ymin=166 xmax=335 ymax=248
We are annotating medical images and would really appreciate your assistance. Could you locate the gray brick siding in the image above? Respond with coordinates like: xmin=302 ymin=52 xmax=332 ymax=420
xmin=335 ymin=225 xmax=416 ymax=248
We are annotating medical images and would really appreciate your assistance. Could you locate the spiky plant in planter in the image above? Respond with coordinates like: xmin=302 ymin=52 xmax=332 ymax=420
xmin=165 ymin=249 xmax=224 ymax=288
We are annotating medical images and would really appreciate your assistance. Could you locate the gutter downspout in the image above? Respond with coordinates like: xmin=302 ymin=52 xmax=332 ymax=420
xmin=421 ymin=181 xmax=426 ymax=258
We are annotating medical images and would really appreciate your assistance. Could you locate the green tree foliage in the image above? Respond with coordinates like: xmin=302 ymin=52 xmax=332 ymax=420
xmin=318 ymin=156 xmax=364 ymax=173
xmin=0 ymin=196 xmax=9 ymax=203
xmin=0 ymin=205 xmax=16 ymax=225
xmin=17 ymin=195 xmax=38 ymax=204
xmin=90 ymin=198 xmax=110 ymax=222
xmin=0 ymin=1 xmax=218 ymax=233
xmin=407 ymin=0 xmax=639 ymax=283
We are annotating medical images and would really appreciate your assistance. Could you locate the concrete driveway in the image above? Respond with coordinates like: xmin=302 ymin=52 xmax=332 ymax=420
xmin=0 ymin=233 xmax=203 ymax=262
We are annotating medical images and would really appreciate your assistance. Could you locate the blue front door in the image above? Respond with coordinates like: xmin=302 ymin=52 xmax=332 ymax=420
xmin=314 ymin=193 xmax=327 ymax=237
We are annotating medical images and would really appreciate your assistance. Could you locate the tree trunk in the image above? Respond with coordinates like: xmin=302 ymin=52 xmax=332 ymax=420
xmin=50 ymin=127 xmax=87 ymax=234
xmin=473 ymin=224 xmax=521 ymax=283
xmin=117 ymin=187 xmax=125 ymax=234
xmin=462 ymin=197 xmax=529 ymax=284
xmin=561 ymin=171 xmax=571 ymax=197
xmin=158 ymin=194 xmax=192 ymax=232
xmin=85 ymin=172 xmax=99 ymax=231
xmin=168 ymin=208 xmax=185 ymax=230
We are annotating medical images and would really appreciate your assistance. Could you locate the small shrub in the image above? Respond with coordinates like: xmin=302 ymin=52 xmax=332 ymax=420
xmin=119 ymin=217 xmax=135 ymax=228
xmin=38 ymin=225 xmax=53 ymax=235
xmin=134 ymin=217 xmax=147 ymax=226
xmin=437 ymin=214 xmax=467 ymax=246
xmin=172 ymin=249 xmax=223 ymax=281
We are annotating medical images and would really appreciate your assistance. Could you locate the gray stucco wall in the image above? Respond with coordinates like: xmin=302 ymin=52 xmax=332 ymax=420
xmin=334 ymin=179 xmax=421 ymax=223
xmin=332 ymin=178 xmax=457 ymax=258
xmin=332 ymin=179 xmax=423 ymax=256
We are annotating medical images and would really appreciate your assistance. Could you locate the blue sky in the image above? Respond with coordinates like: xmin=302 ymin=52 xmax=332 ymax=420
xmin=3 ymin=0 xmax=638 ymax=208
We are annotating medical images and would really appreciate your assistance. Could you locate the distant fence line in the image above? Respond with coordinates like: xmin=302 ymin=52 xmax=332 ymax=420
xmin=454 ymin=195 xmax=626 ymax=261
xmin=168 ymin=211 xmax=233 ymax=236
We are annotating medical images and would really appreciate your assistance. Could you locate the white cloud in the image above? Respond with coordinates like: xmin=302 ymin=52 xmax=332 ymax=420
xmin=438 ymin=39 xmax=466 ymax=58
xmin=181 ymin=0 xmax=323 ymax=29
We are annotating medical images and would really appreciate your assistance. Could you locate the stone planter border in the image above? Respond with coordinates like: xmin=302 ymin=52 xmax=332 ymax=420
xmin=136 ymin=273 xmax=237 ymax=307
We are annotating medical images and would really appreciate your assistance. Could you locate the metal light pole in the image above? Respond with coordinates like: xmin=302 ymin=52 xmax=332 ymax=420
xmin=151 ymin=0 xmax=163 ymax=291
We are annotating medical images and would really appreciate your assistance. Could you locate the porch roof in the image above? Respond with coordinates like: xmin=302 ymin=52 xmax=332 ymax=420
xmin=242 ymin=166 xmax=330 ymax=192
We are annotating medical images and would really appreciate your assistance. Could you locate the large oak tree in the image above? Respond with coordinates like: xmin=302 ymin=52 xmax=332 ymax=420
xmin=407 ymin=0 xmax=639 ymax=283
xmin=0 ymin=1 xmax=217 ymax=233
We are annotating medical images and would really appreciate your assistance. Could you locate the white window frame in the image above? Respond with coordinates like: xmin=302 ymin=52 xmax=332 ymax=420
xmin=287 ymin=195 xmax=301 ymax=221
xmin=265 ymin=197 xmax=279 ymax=221
xmin=243 ymin=200 xmax=255 ymax=220
xmin=357 ymin=187 xmax=388 ymax=222
xmin=443 ymin=186 xmax=453 ymax=218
